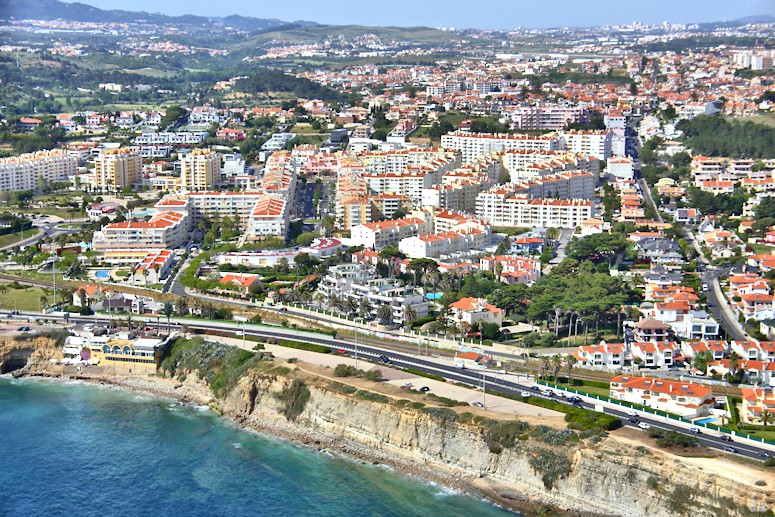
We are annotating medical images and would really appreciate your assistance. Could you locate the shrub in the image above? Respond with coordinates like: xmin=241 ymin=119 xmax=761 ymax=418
xmin=364 ymin=369 xmax=383 ymax=381
xmin=408 ymin=402 xmax=425 ymax=409
xmin=528 ymin=449 xmax=572 ymax=491
xmin=764 ymin=457 xmax=775 ymax=468
xmin=277 ymin=339 xmax=330 ymax=354
xmin=457 ymin=411 xmax=474 ymax=424
xmin=355 ymin=390 xmax=390 ymax=403
xmin=403 ymin=368 xmax=445 ymax=382
xmin=755 ymin=480 xmax=767 ymax=487
xmin=275 ymin=379 xmax=310 ymax=421
xmin=486 ymin=420 xmax=531 ymax=451
xmin=646 ymin=475 xmax=659 ymax=490
xmin=647 ymin=428 xmax=698 ymax=448
xmin=421 ymin=407 xmax=457 ymax=423
xmin=334 ymin=364 xmax=360 ymax=377
xmin=533 ymin=425 xmax=578 ymax=446
xmin=667 ymin=484 xmax=693 ymax=515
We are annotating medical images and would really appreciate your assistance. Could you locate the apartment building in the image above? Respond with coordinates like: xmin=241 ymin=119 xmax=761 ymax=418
xmin=93 ymin=211 xmax=188 ymax=250
xmin=0 ymin=150 xmax=77 ymax=192
xmin=740 ymin=388 xmax=775 ymax=425
xmin=134 ymin=131 xmax=207 ymax=145
xmin=479 ymin=255 xmax=541 ymax=284
xmin=398 ymin=227 xmax=490 ymax=259
xmin=441 ymin=131 xmax=561 ymax=163
xmin=244 ymin=196 xmax=289 ymax=241
xmin=448 ymin=297 xmax=503 ymax=327
xmin=93 ymin=148 xmax=142 ymax=190
xmin=475 ymin=190 xmax=593 ymax=228
xmin=351 ymin=217 xmax=432 ymax=249
xmin=507 ymin=104 xmax=589 ymax=131
xmin=316 ymin=263 xmax=429 ymax=325
xmin=560 ymin=130 xmax=612 ymax=160
xmin=573 ymin=342 xmax=627 ymax=370
xmin=180 ymin=149 xmax=221 ymax=190
xmin=609 ymin=375 xmax=714 ymax=418
xmin=422 ymin=180 xmax=485 ymax=213
xmin=502 ymin=149 xmax=600 ymax=182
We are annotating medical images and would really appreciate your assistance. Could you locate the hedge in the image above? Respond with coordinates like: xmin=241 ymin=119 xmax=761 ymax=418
xmin=277 ymin=339 xmax=330 ymax=354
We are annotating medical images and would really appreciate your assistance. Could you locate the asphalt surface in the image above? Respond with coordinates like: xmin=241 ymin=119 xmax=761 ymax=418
xmin=9 ymin=309 xmax=774 ymax=461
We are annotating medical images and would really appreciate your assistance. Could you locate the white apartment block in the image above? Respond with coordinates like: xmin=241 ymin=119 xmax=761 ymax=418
xmin=316 ymin=263 xmax=429 ymax=325
xmin=0 ymin=150 xmax=77 ymax=192
xmin=398 ymin=227 xmax=490 ymax=259
xmin=134 ymin=131 xmax=207 ymax=145
xmin=422 ymin=180 xmax=484 ymax=213
xmin=157 ymin=191 xmax=266 ymax=229
xmin=476 ymin=192 xmax=593 ymax=229
xmin=180 ymin=149 xmax=221 ymax=190
xmin=245 ymin=196 xmax=289 ymax=241
xmin=363 ymin=168 xmax=439 ymax=205
xmin=502 ymin=149 xmax=600 ymax=182
xmin=93 ymin=148 xmax=142 ymax=190
xmin=359 ymin=149 xmax=458 ymax=175
xmin=93 ymin=211 xmax=188 ymax=250
xmin=441 ymin=131 xmax=561 ymax=163
xmin=609 ymin=375 xmax=713 ymax=418
xmin=351 ymin=217 xmax=432 ymax=249
xmin=559 ymin=130 xmax=612 ymax=160
xmin=508 ymin=104 xmax=589 ymax=131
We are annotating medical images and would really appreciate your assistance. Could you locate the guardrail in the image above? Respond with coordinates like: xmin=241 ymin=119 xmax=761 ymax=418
xmin=535 ymin=380 xmax=775 ymax=448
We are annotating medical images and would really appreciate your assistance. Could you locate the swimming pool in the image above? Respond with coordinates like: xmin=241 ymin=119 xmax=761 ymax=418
xmin=94 ymin=270 xmax=111 ymax=280
xmin=426 ymin=292 xmax=442 ymax=300
xmin=693 ymin=417 xmax=719 ymax=425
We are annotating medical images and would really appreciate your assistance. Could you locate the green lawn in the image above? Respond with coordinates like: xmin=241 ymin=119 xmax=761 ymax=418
xmin=0 ymin=286 xmax=54 ymax=312
xmin=748 ymin=242 xmax=774 ymax=255
xmin=0 ymin=229 xmax=38 ymax=248
xmin=544 ymin=379 xmax=611 ymax=398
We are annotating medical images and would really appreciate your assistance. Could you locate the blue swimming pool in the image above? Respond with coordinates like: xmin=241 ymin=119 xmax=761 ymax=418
xmin=425 ymin=293 xmax=442 ymax=300
xmin=694 ymin=417 xmax=719 ymax=425
xmin=94 ymin=270 xmax=110 ymax=280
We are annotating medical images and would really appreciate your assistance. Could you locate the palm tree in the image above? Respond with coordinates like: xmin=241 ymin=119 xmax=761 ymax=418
xmin=377 ymin=304 xmax=392 ymax=325
xmin=760 ymin=410 xmax=774 ymax=428
xmin=728 ymin=352 xmax=741 ymax=378
xmin=565 ymin=355 xmax=577 ymax=383
xmin=342 ymin=297 xmax=357 ymax=315
xmin=552 ymin=355 xmax=563 ymax=382
xmin=539 ymin=356 xmax=551 ymax=380
xmin=404 ymin=305 xmax=417 ymax=329
xmin=358 ymin=298 xmax=372 ymax=319
xmin=161 ymin=301 xmax=175 ymax=334
xmin=176 ymin=297 xmax=189 ymax=317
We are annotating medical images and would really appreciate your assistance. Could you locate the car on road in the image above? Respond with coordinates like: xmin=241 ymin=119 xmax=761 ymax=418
xmin=637 ymin=422 xmax=651 ymax=430
xmin=234 ymin=331 xmax=244 ymax=336
xmin=531 ymin=385 xmax=540 ymax=391
xmin=541 ymin=390 xmax=554 ymax=397
xmin=402 ymin=382 xmax=413 ymax=389
xmin=719 ymin=435 xmax=733 ymax=442
xmin=471 ymin=401 xmax=484 ymax=408
xmin=419 ymin=386 xmax=430 ymax=392
xmin=759 ymin=451 xmax=772 ymax=458
xmin=26 ymin=329 xmax=37 ymax=334
xmin=17 ymin=326 xmax=29 ymax=332
xmin=689 ymin=427 xmax=702 ymax=434
xmin=627 ymin=410 xmax=638 ymax=417
xmin=629 ymin=418 xmax=640 ymax=424
xmin=723 ymin=446 xmax=738 ymax=453
xmin=520 ymin=391 xmax=531 ymax=398
xmin=336 ymin=349 xmax=347 ymax=354
xmin=379 ymin=355 xmax=392 ymax=364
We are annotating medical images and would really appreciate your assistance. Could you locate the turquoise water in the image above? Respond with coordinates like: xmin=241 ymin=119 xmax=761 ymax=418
xmin=694 ymin=417 xmax=719 ymax=425
xmin=0 ymin=377 xmax=515 ymax=517
xmin=425 ymin=293 xmax=442 ymax=300
xmin=94 ymin=270 xmax=111 ymax=280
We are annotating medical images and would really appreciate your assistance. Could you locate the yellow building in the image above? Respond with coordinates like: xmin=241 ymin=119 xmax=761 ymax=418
xmin=180 ymin=149 xmax=221 ymax=191
xmin=63 ymin=335 xmax=168 ymax=372
xmin=94 ymin=148 xmax=142 ymax=191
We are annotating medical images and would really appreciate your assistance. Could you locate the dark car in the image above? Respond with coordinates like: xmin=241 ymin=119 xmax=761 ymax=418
xmin=629 ymin=418 xmax=641 ymax=424
xmin=723 ymin=446 xmax=738 ymax=453
xmin=17 ymin=326 xmax=29 ymax=332
xmin=379 ymin=355 xmax=392 ymax=364
xmin=759 ymin=451 xmax=772 ymax=458
xmin=719 ymin=435 xmax=733 ymax=442
xmin=419 ymin=386 xmax=430 ymax=392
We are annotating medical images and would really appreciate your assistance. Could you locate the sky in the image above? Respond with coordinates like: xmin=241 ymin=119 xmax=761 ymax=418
xmin=73 ymin=0 xmax=774 ymax=29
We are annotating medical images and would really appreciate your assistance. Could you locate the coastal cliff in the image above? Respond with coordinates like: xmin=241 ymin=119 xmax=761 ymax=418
xmin=216 ymin=371 xmax=774 ymax=517
xmin=9 ymin=336 xmax=775 ymax=517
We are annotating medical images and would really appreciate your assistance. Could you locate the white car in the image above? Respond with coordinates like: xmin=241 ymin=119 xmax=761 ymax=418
xmin=638 ymin=422 xmax=651 ymax=430
xmin=520 ymin=391 xmax=531 ymax=398
xmin=627 ymin=410 xmax=638 ymax=417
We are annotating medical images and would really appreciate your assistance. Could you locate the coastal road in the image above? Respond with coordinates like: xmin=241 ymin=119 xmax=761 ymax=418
xmin=11 ymin=310 xmax=774 ymax=461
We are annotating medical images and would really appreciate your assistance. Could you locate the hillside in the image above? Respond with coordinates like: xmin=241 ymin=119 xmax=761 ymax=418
xmin=1 ymin=0 xmax=287 ymax=32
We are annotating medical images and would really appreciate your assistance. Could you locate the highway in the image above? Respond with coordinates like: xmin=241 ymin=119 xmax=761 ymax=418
xmin=7 ymin=309 xmax=774 ymax=462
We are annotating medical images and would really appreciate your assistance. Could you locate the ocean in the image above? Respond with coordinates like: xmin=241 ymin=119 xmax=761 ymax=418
xmin=0 ymin=377 xmax=517 ymax=517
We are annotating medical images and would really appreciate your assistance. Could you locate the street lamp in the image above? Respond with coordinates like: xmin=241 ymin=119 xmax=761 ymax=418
xmin=482 ymin=369 xmax=487 ymax=408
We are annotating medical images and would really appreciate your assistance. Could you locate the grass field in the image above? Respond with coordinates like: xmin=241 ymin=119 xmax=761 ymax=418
xmin=0 ymin=229 xmax=38 ymax=249
xmin=726 ymin=114 xmax=775 ymax=128
xmin=748 ymin=242 xmax=774 ymax=255
xmin=0 ymin=286 xmax=52 ymax=312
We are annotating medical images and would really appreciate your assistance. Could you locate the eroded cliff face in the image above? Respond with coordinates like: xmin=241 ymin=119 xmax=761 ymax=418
xmin=220 ymin=373 xmax=774 ymax=517
xmin=0 ymin=336 xmax=62 ymax=374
